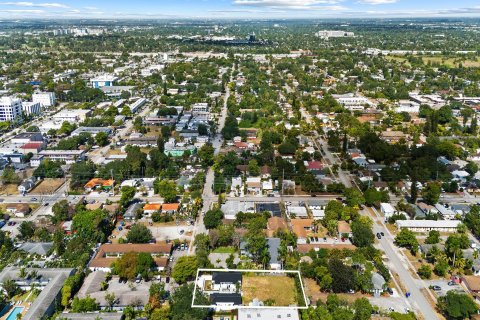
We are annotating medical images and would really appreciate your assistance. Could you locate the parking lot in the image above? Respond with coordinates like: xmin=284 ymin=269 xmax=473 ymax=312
xmin=426 ymin=279 xmax=466 ymax=297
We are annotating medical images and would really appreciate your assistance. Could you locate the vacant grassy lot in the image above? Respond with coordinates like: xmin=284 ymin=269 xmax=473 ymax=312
xmin=242 ymin=275 xmax=297 ymax=306
xmin=0 ymin=184 xmax=19 ymax=195
xmin=30 ymin=178 xmax=65 ymax=195
xmin=422 ymin=56 xmax=480 ymax=68
xmin=304 ymin=278 xmax=369 ymax=305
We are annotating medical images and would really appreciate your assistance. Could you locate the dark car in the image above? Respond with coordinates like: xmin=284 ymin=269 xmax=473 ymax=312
xmin=165 ymin=277 xmax=170 ymax=283
xmin=376 ymin=233 xmax=381 ymax=239
xmin=380 ymin=232 xmax=385 ymax=236
xmin=432 ymin=285 xmax=442 ymax=291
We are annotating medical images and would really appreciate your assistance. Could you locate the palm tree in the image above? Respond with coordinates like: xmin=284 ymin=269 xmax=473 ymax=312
xmin=2 ymin=279 xmax=19 ymax=299
xmin=18 ymin=268 xmax=27 ymax=279
xmin=454 ymin=258 xmax=467 ymax=275
xmin=261 ymin=247 xmax=270 ymax=270
xmin=29 ymin=270 xmax=38 ymax=280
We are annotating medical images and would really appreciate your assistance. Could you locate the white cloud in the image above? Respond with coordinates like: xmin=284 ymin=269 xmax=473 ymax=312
xmin=234 ymin=0 xmax=341 ymax=7
xmin=0 ymin=8 xmax=43 ymax=12
xmin=0 ymin=2 xmax=68 ymax=8
xmin=359 ymin=0 xmax=398 ymax=4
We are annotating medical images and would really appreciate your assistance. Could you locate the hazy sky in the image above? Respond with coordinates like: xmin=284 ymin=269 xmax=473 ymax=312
xmin=0 ymin=0 xmax=479 ymax=19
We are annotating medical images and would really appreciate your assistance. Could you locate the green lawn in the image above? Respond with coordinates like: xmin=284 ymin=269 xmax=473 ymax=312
xmin=212 ymin=246 xmax=236 ymax=254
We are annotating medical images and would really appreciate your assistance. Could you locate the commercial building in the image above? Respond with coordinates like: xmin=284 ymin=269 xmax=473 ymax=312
xmin=332 ymin=94 xmax=375 ymax=111
xmin=39 ymin=150 xmax=86 ymax=164
xmin=22 ymin=101 xmax=41 ymax=116
xmin=316 ymin=30 xmax=354 ymax=39
xmin=101 ymin=85 xmax=135 ymax=98
xmin=192 ymin=102 xmax=209 ymax=113
xmin=395 ymin=220 xmax=461 ymax=232
xmin=53 ymin=109 xmax=91 ymax=123
xmin=0 ymin=96 xmax=23 ymax=121
xmin=11 ymin=132 xmax=45 ymax=145
xmin=71 ymin=127 xmax=112 ymax=137
xmin=129 ymin=98 xmax=147 ymax=113
xmin=32 ymin=92 xmax=56 ymax=107
xmin=90 ymin=74 xmax=118 ymax=88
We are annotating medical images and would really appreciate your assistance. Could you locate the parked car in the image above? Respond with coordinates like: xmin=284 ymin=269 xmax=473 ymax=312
xmin=432 ymin=285 xmax=442 ymax=291
xmin=135 ymin=274 xmax=142 ymax=283
xmin=380 ymin=232 xmax=385 ymax=236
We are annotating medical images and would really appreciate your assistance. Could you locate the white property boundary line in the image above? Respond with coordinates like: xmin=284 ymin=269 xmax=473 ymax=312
xmin=192 ymin=268 xmax=309 ymax=309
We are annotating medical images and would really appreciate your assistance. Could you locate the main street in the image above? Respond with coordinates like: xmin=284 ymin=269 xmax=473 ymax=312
xmin=299 ymin=105 xmax=438 ymax=318
xmin=188 ymin=67 xmax=232 ymax=254
xmin=370 ymin=207 xmax=439 ymax=319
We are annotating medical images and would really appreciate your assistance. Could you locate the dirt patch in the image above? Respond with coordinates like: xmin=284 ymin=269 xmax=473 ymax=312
xmin=242 ymin=275 xmax=297 ymax=306
xmin=294 ymin=186 xmax=308 ymax=196
xmin=30 ymin=178 xmax=65 ymax=195
xmin=0 ymin=184 xmax=20 ymax=195
xmin=145 ymin=126 xmax=161 ymax=137
xmin=392 ymin=271 xmax=407 ymax=295
xmin=106 ymin=148 xmax=126 ymax=156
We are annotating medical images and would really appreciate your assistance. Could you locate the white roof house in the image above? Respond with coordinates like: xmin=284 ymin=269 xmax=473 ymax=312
xmin=262 ymin=179 xmax=273 ymax=191
xmin=434 ymin=204 xmax=457 ymax=220
xmin=230 ymin=177 xmax=244 ymax=197
xmin=287 ymin=206 xmax=308 ymax=218
xmin=452 ymin=170 xmax=470 ymax=181
xmin=396 ymin=220 xmax=461 ymax=232
xmin=380 ymin=203 xmax=396 ymax=218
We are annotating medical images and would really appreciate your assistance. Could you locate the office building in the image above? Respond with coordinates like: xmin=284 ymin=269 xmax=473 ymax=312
xmin=0 ymin=96 xmax=23 ymax=121
xmin=32 ymin=92 xmax=56 ymax=107
xmin=22 ymin=101 xmax=41 ymax=116
xmin=90 ymin=74 xmax=118 ymax=88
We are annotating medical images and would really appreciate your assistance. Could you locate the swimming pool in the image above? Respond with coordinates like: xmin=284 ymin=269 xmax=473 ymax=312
xmin=6 ymin=307 xmax=24 ymax=320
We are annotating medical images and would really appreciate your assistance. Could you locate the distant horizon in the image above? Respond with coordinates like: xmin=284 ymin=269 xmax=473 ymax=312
xmin=1 ymin=16 xmax=480 ymax=22
xmin=0 ymin=1 xmax=479 ymax=20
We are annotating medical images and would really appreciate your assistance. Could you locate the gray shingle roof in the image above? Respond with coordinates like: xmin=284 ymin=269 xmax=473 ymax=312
xmin=18 ymin=242 xmax=53 ymax=256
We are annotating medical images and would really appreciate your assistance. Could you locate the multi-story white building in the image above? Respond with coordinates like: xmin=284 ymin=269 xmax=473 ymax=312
xmin=53 ymin=109 xmax=91 ymax=123
xmin=316 ymin=30 xmax=354 ymax=39
xmin=396 ymin=100 xmax=420 ymax=113
xmin=32 ymin=92 xmax=56 ymax=107
xmin=192 ymin=103 xmax=209 ymax=113
xmin=22 ymin=102 xmax=41 ymax=117
xmin=332 ymin=93 xmax=375 ymax=111
xmin=0 ymin=97 xmax=23 ymax=121
xmin=90 ymin=74 xmax=118 ymax=88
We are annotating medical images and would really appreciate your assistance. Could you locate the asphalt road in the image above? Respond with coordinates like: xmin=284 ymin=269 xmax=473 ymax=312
xmin=369 ymin=208 xmax=439 ymax=319
xmin=188 ymin=69 xmax=232 ymax=254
